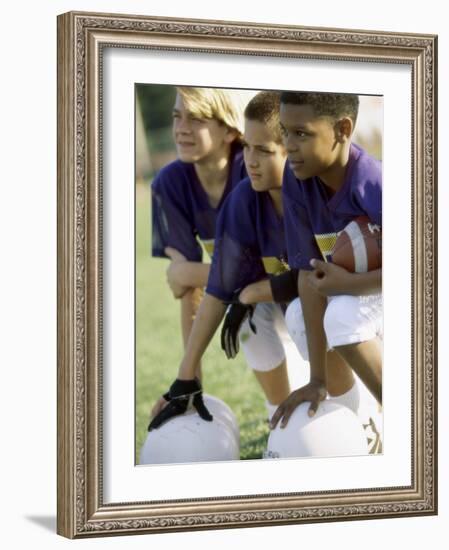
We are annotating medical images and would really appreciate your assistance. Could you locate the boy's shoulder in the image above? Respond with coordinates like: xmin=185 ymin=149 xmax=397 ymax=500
xmin=350 ymin=144 xmax=382 ymax=189
xmin=152 ymin=159 xmax=192 ymax=190
xmin=218 ymin=178 xmax=259 ymax=228
xmin=231 ymin=177 xmax=255 ymax=198
xmin=345 ymin=144 xmax=382 ymax=225
xmin=223 ymin=177 xmax=256 ymax=208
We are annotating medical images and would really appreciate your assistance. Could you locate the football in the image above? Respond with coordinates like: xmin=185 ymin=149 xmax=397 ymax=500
xmin=331 ymin=216 xmax=381 ymax=273
xmin=264 ymin=401 xmax=368 ymax=459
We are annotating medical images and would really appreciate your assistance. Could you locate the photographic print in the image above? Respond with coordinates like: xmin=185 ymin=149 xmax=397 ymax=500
xmin=135 ymin=84 xmax=384 ymax=466
xmin=57 ymin=11 xmax=436 ymax=538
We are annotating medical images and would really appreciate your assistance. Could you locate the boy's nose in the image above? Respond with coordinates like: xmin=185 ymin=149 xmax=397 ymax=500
xmin=176 ymin=118 xmax=191 ymax=133
xmin=284 ymin=136 xmax=298 ymax=153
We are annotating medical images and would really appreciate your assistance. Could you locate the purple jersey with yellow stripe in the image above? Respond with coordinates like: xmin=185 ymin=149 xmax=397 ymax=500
xmin=283 ymin=143 xmax=382 ymax=270
xmin=151 ymin=141 xmax=246 ymax=262
xmin=206 ymin=177 xmax=289 ymax=302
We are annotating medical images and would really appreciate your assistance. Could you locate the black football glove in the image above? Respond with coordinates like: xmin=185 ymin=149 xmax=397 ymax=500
xmin=220 ymin=296 xmax=257 ymax=359
xmin=148 ymin=378 xmax=213 ymax=431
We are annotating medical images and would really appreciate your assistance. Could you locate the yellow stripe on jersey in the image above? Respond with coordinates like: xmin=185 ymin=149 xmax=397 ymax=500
xmin=314 ymin=232 xmax=338 ymax=262
xmin=262 ymin=256 xmax=290 ymax=275
xmin=200 ymin=239 xmax=214 ymax=259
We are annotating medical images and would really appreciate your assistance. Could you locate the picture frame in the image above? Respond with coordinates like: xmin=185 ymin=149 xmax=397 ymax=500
xmin=57 ymin=10 xmax=437 ymax=539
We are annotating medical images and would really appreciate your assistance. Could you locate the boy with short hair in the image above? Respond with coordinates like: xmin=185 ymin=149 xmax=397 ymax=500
xmin=151 ymin=87 xmax=248 ymax=411
xmin=270 ymin=91 xmax=382 ymax=430
xmin=149 ymin=91 xmax=292 ymax=427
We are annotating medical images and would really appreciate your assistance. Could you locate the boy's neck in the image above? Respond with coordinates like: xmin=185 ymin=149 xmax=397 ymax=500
xmin=318 ymin=143 xmax=351 ymax=194
xmin=268 ymin=188 xmax=283 ymax=217
xmin=194 ymin=144 xmax=232 ymax=190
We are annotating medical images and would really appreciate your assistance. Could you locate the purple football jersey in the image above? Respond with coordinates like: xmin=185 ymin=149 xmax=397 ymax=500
xmin=151 ymin=141 xmax=246 ymax=262
xmin=283 ymin=143 xmax=382 ymax=270
xmin=206 ymin=177 xmax=289 ymax=302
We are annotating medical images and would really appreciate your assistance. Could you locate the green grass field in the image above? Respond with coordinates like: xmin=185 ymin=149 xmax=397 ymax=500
xmin=135 ymin=183 xmax=270 ymax=462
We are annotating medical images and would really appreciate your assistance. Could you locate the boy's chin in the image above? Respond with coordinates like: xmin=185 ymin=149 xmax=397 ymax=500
xmin=292 ymin=167 xmax=311 ymax=180
xmin=177 ymin=151 xmax=198 ymax=163
xmin=250 ymin=180 xmax=267 ymax=192
xmin=250 ymin=180 xmax=279 ymax=193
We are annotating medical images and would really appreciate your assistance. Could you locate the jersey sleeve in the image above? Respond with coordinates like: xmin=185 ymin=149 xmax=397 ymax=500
xmin=206 ymin=185 xmax=266 ymax=301
xmin=151 ymin=169 xmax=203 ymax=262
xmin=356 ymin=180 xmax=382 ymax=226
xmin=352 ymin=152 xmax=382 ymax=226
xmin=282 ymin=185 xmax=322 ymax=271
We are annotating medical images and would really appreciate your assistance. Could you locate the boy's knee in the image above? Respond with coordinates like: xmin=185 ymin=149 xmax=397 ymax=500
xmin=324 ymin=295 xmax=364 ymax=347
xmin=285 ymin=298 xmax=304 ymax=335
xmin=239 ymin=303 xmax=286 ymax=373
xmin=285 ymin=298 xmax=309 ymax=360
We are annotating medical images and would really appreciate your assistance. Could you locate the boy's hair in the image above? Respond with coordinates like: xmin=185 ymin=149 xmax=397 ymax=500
xmin=176 ymin=87 xmax=249 ymax=136
xmin=280 ymin=91 xmax=359 ymax=126
xmin=244 ymin=91 xmax=283 ymax=144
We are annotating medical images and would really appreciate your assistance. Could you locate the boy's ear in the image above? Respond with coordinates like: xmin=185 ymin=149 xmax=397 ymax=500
xmin=334 ymin=117 xmax=353 ymax=142
xmin=224 ymin=127 xmax=240 ymax=144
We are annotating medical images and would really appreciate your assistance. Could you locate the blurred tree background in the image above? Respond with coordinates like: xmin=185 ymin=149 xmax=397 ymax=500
xmin=137 ymin=83 xmax=176 ymax=133
xmin=136 ymin=84 xmax=177 ymax=183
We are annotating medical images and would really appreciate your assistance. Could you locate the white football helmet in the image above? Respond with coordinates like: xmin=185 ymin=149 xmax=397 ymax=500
xmin=139 ymin=394 xmax=240 ymax=465
xmin=201 ymin=394 xmax=240 ymax=445
xmin=356 ymin=380 xmax=383 ymax=454
xmin=264 ymin=401 xmax=369 ymax=459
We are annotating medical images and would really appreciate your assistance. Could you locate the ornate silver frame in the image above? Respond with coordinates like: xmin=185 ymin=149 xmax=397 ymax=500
xmin=57 ymin=11 xmax=437 ymax=539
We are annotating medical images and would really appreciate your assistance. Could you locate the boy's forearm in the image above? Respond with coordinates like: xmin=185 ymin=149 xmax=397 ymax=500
xmin=178 ymin=293 xmax=227 ymax=379
xmin=238 ymin=268 xmax=301 ymax=305
xmin=298 ymin=270 xmax=328 ymax=386
xmin=346 ymin=268 xmax=381 ymax=295
xmin=239 ymin=279 xmax=273 ymax=304
xmin=179 ymin=262 xmax=211 ymax=289
xmin=180 ymin=288 xmax=203 ymax=377
xmin=308 ymin=261 xmax=381 ymax=297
